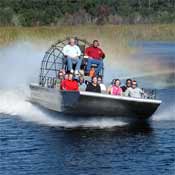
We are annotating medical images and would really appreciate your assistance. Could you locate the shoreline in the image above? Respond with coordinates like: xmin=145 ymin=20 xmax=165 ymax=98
xmin=1 ymin=24 xmax=175 ymax=45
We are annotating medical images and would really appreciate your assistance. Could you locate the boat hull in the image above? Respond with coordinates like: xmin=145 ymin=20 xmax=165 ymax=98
xmin=29 ymin=84 xmax=161 ymax=120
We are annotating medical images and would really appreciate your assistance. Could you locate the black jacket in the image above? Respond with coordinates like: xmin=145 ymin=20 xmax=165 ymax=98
xmin=86 ymin=83 xmax=101 ymax=93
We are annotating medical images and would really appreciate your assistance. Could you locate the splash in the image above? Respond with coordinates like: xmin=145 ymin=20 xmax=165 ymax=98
xmin=152 ymin=88 xmax=175 ymax=121
xmin=152 ymin=102 xmax=175 ymax=121
xmin=0 ymin=89 xmax=127 ymax=128
xmin=0 ymin=41 xmax=47 ymax=88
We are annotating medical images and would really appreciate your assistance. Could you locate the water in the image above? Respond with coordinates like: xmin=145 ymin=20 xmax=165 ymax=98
xmin=0 ymin=116 xmax=175 ymax=175
xmin=0 ymin=41 xmax=175 ymax=175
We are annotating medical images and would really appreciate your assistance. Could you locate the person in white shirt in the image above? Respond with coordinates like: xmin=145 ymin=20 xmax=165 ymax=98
xmin=125 ymin=80 xmax=144 ymax=98
xmin=97 ymin=76 xmax=106 ymax=92
xmin=62 ymin=38 xmax=82 ymax=74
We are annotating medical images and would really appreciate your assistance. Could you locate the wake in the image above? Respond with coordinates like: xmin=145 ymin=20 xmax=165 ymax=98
xmin=0 ymin=89 xmax=127 ymax=128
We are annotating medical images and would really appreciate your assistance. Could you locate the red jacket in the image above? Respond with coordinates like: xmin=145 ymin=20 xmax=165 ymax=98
xmin=85 ymin=46 xmax=105 ymax=60
xmin=61 ymin=79 xmax=79 ymax=91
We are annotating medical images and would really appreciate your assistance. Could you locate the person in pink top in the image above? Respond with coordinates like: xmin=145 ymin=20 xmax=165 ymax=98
xmin=110 ymin=79 xmax=123 ymax=96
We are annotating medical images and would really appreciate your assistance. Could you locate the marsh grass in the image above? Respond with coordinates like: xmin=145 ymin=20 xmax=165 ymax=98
xmin=0 ymin=24 xmax=175 ymax=59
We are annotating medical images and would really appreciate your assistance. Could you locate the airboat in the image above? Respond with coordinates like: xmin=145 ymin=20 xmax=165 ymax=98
xmin=29 ymin=37 xmax=161 ymax=121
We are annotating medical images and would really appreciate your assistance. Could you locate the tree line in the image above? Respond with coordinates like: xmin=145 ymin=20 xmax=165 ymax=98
xmin=0 ymin=0 xmax=175 ymax=26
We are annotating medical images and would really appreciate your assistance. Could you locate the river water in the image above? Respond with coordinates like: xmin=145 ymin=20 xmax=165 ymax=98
xmin=0 ymin=41 xmax=175 ymax=175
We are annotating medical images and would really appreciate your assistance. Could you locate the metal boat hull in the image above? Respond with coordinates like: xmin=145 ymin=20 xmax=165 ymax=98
xmin=29 ymin=84 xmax=161 ymax=120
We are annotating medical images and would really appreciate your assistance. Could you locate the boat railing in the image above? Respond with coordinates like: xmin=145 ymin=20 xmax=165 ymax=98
xmin=39 ymin=78 xmax=158 ymax=100
xmin=142 ymin=88 xmax=157 ymax=99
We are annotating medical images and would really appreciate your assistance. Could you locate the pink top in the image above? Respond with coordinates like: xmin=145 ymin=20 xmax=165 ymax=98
xmin=111 ymin=86 xmax=123 ymax=96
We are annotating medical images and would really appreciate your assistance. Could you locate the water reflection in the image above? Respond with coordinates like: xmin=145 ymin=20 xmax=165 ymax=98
xmin=46 ymin=121 xmax=153 ymax=144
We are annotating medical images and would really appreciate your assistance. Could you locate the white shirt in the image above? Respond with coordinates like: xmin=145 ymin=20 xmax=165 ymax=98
xmin=125 ymin=87 xmax=144 ymax=98
xmin=62 ymin=44 xmax=81 ymax=58
xmin=100 ymin=83 xmax=107 ymax=92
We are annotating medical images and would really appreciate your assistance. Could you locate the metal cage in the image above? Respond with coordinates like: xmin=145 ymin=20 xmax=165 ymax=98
xmin=39 ymin=37 xmax=93 ymax=87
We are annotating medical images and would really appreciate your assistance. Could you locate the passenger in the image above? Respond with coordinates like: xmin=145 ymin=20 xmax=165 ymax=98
xmin=110 ymin=79 xmax=123 ymax=96
xmin=85 ymin=40 xmax=105 ymax=75
xmin=64 ymin=73 xmax=69 ymax=80
xmin=60 ymin=73 xmax=69 ymax=90
xmin=121 ymin=79 xmax=132 ymax=92
xmin=59 ymin=68 xmax=66 ymax=75
xmin=61 ymin=73 xmax=79 ymax=91
xmin=89 ymin=67 xmax=96 ymax=77
xmin=107 ymin=79 xmax=116 ymax=94
xmin=58 ymin=70 xmax=64 ymax=81
xmin=125 ymin=80 xmax=144 ymax=98
xmin=62 ymin=38 xmax=82 ymax=75
xmin=56 ymin=70 xmax=64 ymax=89
xmin=79 ymin=76 xmax=86 ymax=91
xmin=86 ymin=76 xmax=101 ymax=93
xmin=97 ymin=75 xmax=106 ymax=92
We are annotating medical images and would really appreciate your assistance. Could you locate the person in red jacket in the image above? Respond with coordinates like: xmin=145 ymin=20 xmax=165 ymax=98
xmin=85 ymin=40 xmax=105 ymax=75
xmin=61 ymin=73 xmax=79 ymax=91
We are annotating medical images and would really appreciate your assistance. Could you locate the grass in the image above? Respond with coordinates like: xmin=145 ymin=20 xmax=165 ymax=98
xmin=0 ymin=24 xmax=175 ymax=61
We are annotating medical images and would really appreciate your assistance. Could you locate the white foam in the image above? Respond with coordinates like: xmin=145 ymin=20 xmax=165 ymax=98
xmin=0 ymin=89 xmax=127 ymax=128
xmin=152 ymin=104 xmax=175 ymax=121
